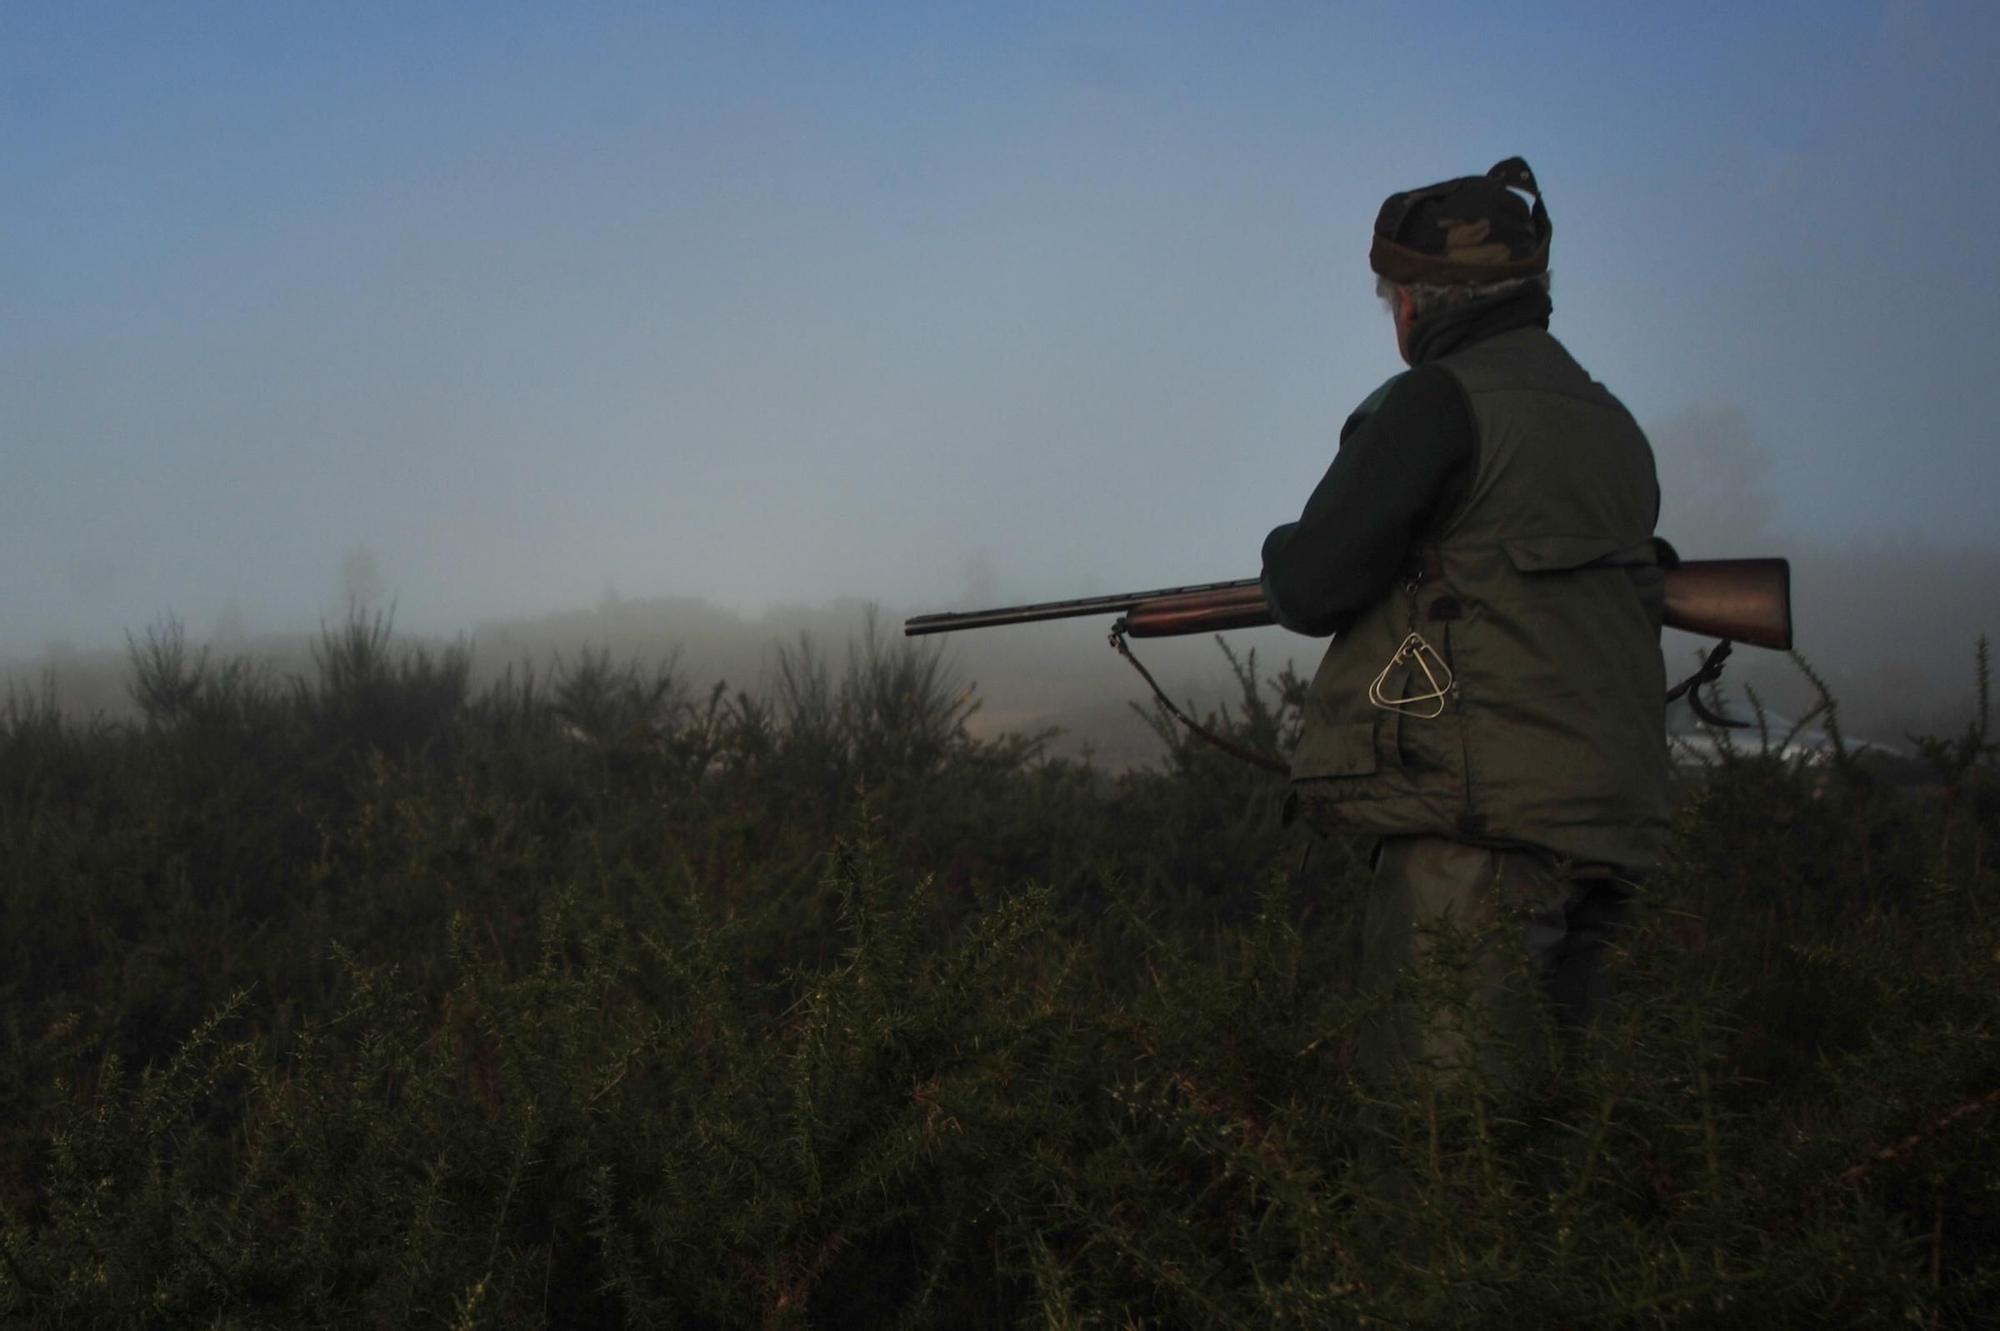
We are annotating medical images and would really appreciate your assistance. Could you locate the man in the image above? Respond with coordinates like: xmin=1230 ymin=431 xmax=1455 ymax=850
xmin=1261 ymin=158 xmax=1667 ymax=1081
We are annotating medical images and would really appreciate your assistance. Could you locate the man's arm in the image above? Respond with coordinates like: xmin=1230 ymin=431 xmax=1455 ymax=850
xmin=1259 ymin=364 xmax=1477 ymax=637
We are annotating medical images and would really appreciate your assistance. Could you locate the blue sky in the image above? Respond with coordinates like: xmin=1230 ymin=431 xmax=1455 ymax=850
xmin=5 ymin=1 xmax=1998 ymax=654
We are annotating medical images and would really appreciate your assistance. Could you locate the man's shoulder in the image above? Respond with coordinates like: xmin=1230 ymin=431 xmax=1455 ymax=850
xmin=1348 ymin=363 xmax=1464 ymax=422
xmin=1335 ymin=365 xmax=1480 ymax=492
xmin=1349 ymin=371 xmax=1408 ymax=420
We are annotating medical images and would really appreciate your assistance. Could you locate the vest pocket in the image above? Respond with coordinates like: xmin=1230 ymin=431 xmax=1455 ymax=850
xmin=1289 ymin=719 xmax=1378 ymax=779
xmin=1501 ymin=535 xmax=1656 ymax=573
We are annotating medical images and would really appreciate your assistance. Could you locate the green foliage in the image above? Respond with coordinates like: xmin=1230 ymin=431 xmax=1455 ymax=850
xmin=1 ymin=625 xmax=1997 ymax=1326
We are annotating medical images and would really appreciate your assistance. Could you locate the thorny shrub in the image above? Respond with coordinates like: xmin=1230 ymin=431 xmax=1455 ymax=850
xmin=0 ymin=620 xmax=1995 ymax=1326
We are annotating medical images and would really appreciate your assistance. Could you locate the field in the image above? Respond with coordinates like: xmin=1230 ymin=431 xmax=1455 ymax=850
xmin=1 ymin=617 xmax=1996 ymax=1328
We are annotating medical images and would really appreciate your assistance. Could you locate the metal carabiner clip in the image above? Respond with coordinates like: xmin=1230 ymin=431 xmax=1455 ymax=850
xmin=1367 ymin=632 xmax=1454 ymax=719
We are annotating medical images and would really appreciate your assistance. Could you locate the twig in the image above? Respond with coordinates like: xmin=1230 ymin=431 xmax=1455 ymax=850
xmin=1110 ymin=627 xmax=1287 ymax=776
xmin=1830 ymin=1086 xmax=2000 ymax=1191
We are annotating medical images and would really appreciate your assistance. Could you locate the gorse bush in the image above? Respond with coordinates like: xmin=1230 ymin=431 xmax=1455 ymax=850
xmin=0 ymin=618 xmax=1996 ymax=1326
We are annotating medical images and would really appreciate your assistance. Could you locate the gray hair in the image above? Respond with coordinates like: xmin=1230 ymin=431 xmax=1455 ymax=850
xmin=1377 ymin=270 xmax=1551 ymax=322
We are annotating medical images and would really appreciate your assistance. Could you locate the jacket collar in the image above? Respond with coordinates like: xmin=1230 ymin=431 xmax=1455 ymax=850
xmin=1408 ymin=285 xmax=1553 ymax=365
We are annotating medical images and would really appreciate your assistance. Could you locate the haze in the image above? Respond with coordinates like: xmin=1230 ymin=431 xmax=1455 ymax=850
xmin=8 ymin=2 xmax=2000 ymax=752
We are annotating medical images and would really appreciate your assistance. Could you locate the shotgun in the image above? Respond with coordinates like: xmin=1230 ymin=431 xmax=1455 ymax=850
xmin=907 ymin=558 xmax=1791 ymax=738
xmin=904 ymin=559 xmax=1793 ymax=651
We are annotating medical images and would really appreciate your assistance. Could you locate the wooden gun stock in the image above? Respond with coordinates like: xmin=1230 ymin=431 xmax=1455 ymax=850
xmin=1659 ymin=558 xmax=1791 ymax=650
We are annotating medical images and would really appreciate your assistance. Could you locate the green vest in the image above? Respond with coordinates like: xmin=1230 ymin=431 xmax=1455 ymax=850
xmin=1290 ymin=327 xmax=1669 ymax=873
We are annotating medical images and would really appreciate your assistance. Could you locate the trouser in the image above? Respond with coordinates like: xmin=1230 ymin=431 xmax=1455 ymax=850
xmin=1356 ymin=835 xmax=1635 ymax=1089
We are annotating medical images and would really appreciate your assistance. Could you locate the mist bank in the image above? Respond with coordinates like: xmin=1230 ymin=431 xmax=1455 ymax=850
xmin=0 ymin=595 xmax=1247 ymax=772
xmin=7 ymin=537 xmax=1996 ymax=766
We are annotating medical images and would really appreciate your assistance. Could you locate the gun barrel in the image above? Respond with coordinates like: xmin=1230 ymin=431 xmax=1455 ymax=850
xmin=903 ymin=578 xmax=1262 ymax=636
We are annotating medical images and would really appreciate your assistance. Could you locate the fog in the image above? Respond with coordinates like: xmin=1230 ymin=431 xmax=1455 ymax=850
xmin=7 ymin=3 xmax=2000 ymax=759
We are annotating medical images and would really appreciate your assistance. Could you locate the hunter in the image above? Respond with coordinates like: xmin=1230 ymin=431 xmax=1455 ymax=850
xmin=1260 ymin=158 xmax=1667 ymax=1081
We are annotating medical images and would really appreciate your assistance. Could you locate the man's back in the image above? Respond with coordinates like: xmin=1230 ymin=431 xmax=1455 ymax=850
xmin=1287 ymin=317 xmax=1667 ymax=874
